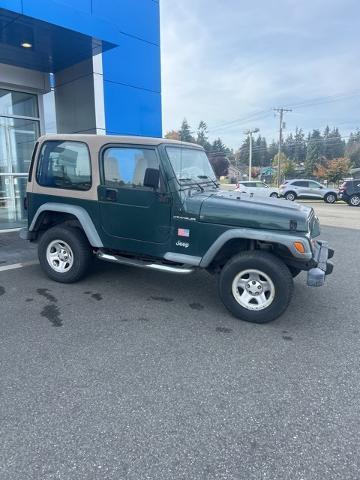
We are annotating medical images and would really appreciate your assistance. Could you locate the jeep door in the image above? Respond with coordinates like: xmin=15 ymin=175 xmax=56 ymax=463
xmin=98 ymin=145 xmax=171 ymax=246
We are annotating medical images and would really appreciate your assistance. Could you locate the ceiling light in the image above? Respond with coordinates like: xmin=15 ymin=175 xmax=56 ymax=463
xmin=21 ymin=42 xmax=32 ymax=48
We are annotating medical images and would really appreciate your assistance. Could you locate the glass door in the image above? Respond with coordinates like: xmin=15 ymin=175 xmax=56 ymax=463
xmin=0 ymin=88 xmax=40 ymax=229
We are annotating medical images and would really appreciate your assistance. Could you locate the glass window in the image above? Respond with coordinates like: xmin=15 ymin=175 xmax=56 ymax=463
xmin=36 ymin=141 xmax=91 ymax=190
xmin=166 ymin=147 xmax=216 ymax=184
xmin=0 ymin=89 xmax=39 ymax=118
xmin=103 ymin=147 xmax=159 ymax=188
xmin=308 ymin=181 xmax=322 ymax=188
xmin=292 ymin=181 xmax=308 ymax=187
xmin=0 ymin=117 xmax=40 ymax=174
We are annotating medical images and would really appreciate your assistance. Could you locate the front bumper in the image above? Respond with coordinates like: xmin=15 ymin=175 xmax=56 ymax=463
xmin=307 ymin=240 xmax=334 ymax=287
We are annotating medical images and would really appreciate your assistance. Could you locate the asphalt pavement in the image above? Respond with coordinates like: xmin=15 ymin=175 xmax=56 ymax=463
xmin=1 ymin=203 xmax=360 ymax=480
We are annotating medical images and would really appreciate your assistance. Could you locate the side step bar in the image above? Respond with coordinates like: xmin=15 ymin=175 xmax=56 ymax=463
xmin=97 ymin=251 xmax=194 ymax=274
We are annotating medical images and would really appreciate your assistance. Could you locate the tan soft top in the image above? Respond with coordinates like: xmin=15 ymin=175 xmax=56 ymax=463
xmin=37 ymin=134 xmax=203 ymax=150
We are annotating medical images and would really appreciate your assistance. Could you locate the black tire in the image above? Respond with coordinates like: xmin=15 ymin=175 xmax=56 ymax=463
xmin=218 ymin=251 xmax=294 ymax=323
xmin=38 ymin=225 xmax=93 ymax=283
xmin=285 ymin=191 xmax=296 ymax=201
xmin=324 ymin=192 xmax=337 ymax=204
xmin=270 ymin=192 xmax=278 ymax=198
xmin=349 ymin=194 xmax=360 ymax=207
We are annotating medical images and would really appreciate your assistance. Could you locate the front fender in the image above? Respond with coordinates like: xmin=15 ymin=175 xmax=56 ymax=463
xmin=199 ymin=228 xmax=312 ymax=267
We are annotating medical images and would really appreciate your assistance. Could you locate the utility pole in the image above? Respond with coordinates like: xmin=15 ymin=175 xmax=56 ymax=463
xmin=244 ymin=128 xmax=259 ymax=181
xmin=273 ymin=108 xmax=292 ymax=186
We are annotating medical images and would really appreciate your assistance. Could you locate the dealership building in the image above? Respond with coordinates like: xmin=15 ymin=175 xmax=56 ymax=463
xmin=0 ymin=0 xmax=162 ymax=230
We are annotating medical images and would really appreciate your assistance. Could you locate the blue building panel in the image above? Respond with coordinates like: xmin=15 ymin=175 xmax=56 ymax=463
xmin=92 ymin=0 xmax=160 ymax=45
xmin=0 ymin=0 xmax=163 ymax=137
xmin=0 ymin=0 xmax=21 ymax=13
xmin=104 ymin=80 xmax=162 ymax=137
xmin=102 ymin=38 xmax=161 ymax=93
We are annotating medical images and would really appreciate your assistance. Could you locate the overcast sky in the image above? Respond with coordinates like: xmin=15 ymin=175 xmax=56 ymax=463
xmin=160 ymin=0 xmax=360 ymax=149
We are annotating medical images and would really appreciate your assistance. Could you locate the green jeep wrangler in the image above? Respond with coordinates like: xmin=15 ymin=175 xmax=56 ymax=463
xmin=21 ymin=134 xmax=334 ymax=323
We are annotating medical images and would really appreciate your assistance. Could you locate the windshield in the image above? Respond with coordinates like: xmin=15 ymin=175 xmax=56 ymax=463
xmin=166 ymin=146 xmax=217 ymax=184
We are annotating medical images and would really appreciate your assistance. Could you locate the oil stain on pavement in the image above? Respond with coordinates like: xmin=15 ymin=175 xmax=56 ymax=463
xmin=37 ymin=288 xmax=62 ymax=327
xmin=37 ymin=288 xmax=57 ymax=303
xmin=149 ymin=296 xmax=174 ymax=303
xmin=41 ymin=304 xmax=62 ymax=327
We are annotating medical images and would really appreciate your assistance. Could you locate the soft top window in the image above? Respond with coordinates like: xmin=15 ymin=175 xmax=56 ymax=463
xmin=36 ymin=141 xmax=91 ymax=191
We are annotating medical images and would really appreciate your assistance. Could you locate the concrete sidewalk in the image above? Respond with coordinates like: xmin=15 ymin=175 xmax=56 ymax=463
xmin=0 ymin=231 xmax=37 ymax=266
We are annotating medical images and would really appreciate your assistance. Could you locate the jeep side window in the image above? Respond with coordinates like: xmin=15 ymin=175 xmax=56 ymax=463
xmin=36 ymin=141 xmax=91 ymax=191
xmin=292 ymin=181 xmax=308 ymax=187
xmin=103 ymin=147 xmax=160 ymax=189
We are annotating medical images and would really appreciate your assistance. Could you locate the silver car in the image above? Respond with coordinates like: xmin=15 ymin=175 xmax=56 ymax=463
xmin=280 ymin=179 xmax=338 ymax=203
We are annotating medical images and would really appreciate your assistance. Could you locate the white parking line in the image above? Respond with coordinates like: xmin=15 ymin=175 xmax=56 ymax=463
xmin=0 ymin=261 xmax=38 ymax=272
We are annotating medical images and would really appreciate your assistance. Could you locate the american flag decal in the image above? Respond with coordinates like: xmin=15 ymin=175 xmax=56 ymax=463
xmin=178 ymin=228 xmax=190 ymax=237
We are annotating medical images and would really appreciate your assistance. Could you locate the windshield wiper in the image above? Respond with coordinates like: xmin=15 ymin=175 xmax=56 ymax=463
xmin=178 ymin=177 xmax=204 ymax=192
xmin=197 ymin=175 xmax=219 ymax=188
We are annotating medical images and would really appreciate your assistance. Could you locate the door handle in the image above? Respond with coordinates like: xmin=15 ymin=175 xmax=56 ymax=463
xmin=105 ymin=188 xmax=117 ymax=202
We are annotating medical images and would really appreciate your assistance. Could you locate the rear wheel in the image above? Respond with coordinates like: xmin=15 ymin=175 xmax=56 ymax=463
xmin=38 ymin=225 xmax=93 ymax=283
xmin=349 ymin=194 xmax=360 ymax=206
xmin=324 ymin=192 xmax=337 ymax=204
xmin=218 ymin=251 xmax=294 ymax=323
xmin=285 ymin=191 xmax=296 ymax=201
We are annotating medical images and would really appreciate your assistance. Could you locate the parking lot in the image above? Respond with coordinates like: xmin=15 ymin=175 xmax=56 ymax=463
xmin=1 ymin=201 xmax=359 ymax=480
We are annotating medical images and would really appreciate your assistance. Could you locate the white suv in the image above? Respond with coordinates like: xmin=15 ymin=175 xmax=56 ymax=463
xmin=235 ymin=181 xmax=279 ymax=198
xmin=280 ymin=179 xmax=338 ymax=203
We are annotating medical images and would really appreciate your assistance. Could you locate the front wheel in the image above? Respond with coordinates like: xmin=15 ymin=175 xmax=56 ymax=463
xmin=324 ymin=192 xmax=337 ymax=204
xmin=270 ymin=192 xmax=278 ymax=198
xmin=38 ymin=225 xmax=93 ymax=283
xmin=218 ymin=251 xmax=294 ymax=323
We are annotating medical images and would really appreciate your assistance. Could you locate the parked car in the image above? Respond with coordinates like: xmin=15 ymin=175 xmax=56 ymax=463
xmin=339 ymin=180 xmax=360 ymax=206
xmin=21 ymin=134 xmax=334 ymax=324
xmin=279 ymin=179 xmax=338 ymax=203
xmin=235 ymin=181 xmax=279 ymax=198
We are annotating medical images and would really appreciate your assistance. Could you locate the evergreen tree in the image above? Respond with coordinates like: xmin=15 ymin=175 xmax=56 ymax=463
xmin=179 ymin=119 xmax=194 ymax=142
xmin=293 ymin=128 xmax=306 ymax=164
xmin=346 ymin=130 xmax=360 ymax=167
xmin=324 ymin=127 xmax=344 ymax=159
xmin=305 ymin=129 xmax=324 ymax=175
xmin=196 ymin=121 xmax=211 ymax=151
xmin=211 ymin=137 xmax=227 ymax=154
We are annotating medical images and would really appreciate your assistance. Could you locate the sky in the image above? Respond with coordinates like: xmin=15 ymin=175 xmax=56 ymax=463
xmin=160 ymin=0 xmax=360 ymax=150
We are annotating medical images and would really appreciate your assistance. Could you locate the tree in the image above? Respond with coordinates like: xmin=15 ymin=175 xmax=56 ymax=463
xmin=209 ymin=154 xmax=229 ymax=177
xmin=211 ymin=138 xmax=227 ymax=154
xmin=282 ymin=159 xmax=296 ymax=179
xmin=164 ymin=130 xmax=180 ymax=140
xmin=346 ymin=130 xmax=360 ymax=168
xmin=326 ymin=158 xmax=351 ymax=184
xmin=324 ymin=127 xmax=344 ymax=160
xmin=196 ymin=121 xmax=211 ymax=151
xmin=179 ymin=119 xmax=194 ymax=142
xmin=305 ymin=129 xmax=324 ymax=175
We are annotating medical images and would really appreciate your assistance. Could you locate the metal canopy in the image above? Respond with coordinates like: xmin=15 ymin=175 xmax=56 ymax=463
xmin=0 ymin=8 xmax=116 ymax=72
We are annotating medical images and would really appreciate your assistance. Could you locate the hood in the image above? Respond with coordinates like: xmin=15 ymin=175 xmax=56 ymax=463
xmin=185 ymin=189 xmax=315 ymax=233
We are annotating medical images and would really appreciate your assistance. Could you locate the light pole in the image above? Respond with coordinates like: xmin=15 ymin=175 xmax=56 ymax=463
xmin=245 ymin=128 xmax=259 ymax=181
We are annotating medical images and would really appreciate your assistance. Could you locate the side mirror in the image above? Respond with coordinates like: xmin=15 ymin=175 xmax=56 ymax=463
xmin=143 ymin=168 xmax=160 ymax=189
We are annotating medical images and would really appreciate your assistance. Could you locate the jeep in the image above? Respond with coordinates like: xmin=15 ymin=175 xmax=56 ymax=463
xmin=21 ymin=134 xmax=334 ymax=324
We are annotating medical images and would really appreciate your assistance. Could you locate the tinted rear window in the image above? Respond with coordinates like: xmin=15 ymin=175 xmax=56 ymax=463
xmin=36 ymin=141 xmax=91 ymax=191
